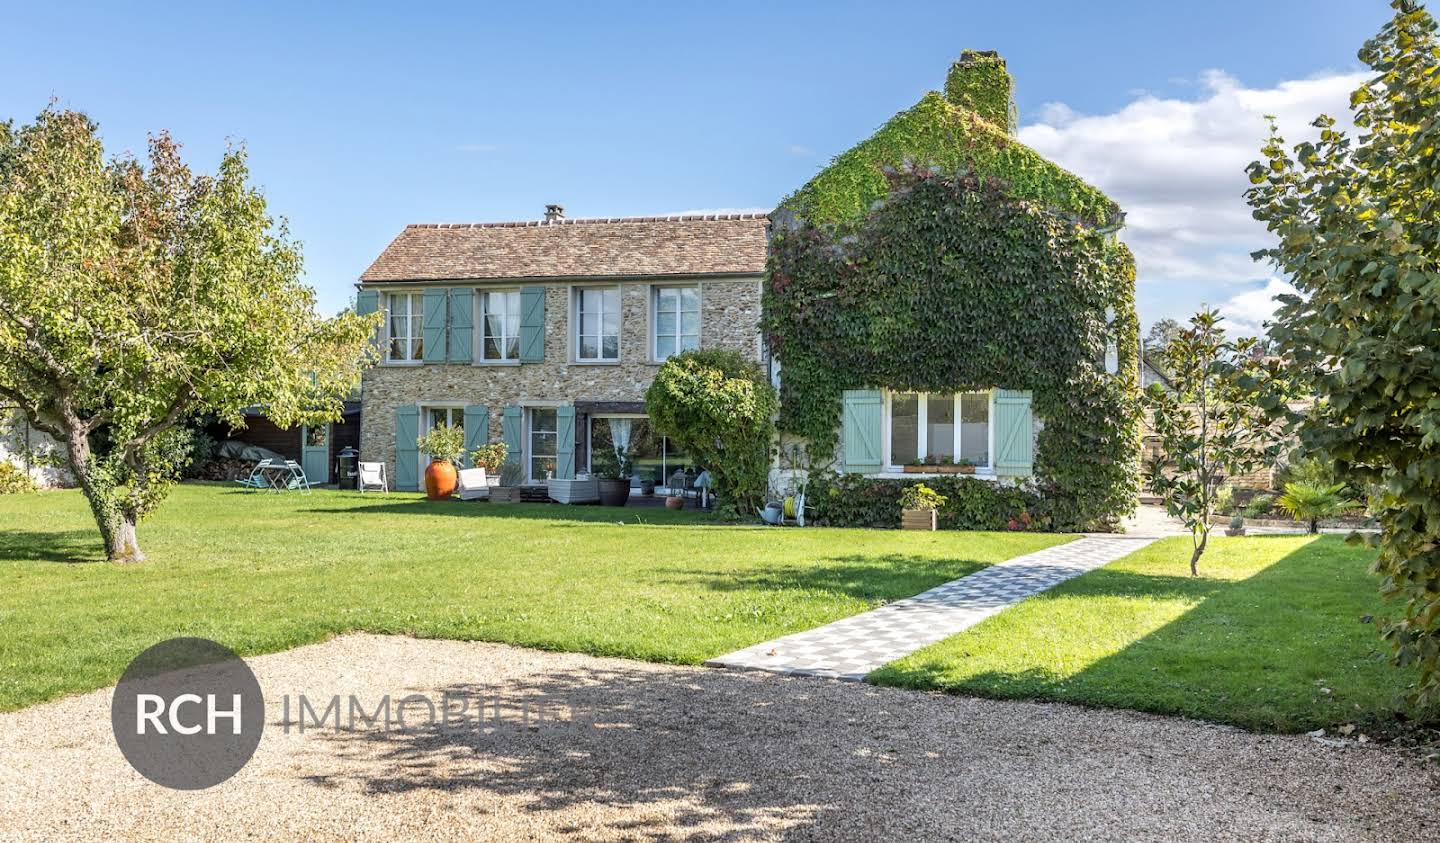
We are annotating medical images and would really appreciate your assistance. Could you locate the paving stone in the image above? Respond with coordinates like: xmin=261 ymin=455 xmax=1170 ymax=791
xmin=707 ymin=536 xmax=1157 ymax=681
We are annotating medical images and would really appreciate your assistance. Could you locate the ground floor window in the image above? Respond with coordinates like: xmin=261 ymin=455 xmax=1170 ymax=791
xmin=528 ymin=408 xmax=558 ymax=481
xmin=587 ymin=415 xmax=689 ymax=488
xmin=886 ymin=391 xmax=991 ymax=469
xmin=420 ymin=406 xmax=464 ymax=459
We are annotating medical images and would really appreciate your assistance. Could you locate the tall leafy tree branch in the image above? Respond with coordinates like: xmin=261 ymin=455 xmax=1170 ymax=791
xmin=1246 ymin=0 xmax=1440 ymax=705
xmin=0 ymin=108 xmax=378 ymax=561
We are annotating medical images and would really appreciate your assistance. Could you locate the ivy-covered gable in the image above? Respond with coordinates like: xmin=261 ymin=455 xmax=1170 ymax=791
xmin=764 ymin=52 xmax=1140 ymax=530
xmin=780 ymin=52 xmax=1118 ymax=228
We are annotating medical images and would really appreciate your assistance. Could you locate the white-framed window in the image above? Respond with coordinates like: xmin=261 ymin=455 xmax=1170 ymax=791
xmin=528 ymin=407 xmax=558 ymax=482
xmin=417 ymin=404 xmax=465 ymax=476
xmin=575 ymin=286 xmax=620 ymax=362
xmin=885 ymin=390 xmax=992 ymax=470
xmin=481 ymin=290 xmax=521 ymax=361
xmin=652 ymin=285 xmax=700 ymax=360
xmin=386 ymin=292 xmax=424 ymax=362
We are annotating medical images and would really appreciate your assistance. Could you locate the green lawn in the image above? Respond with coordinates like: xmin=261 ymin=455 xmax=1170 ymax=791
xmin=871 ymin=535 xmax=1429 ymax=733
xmin=0 ymin=483 xmax=1066 ymax=711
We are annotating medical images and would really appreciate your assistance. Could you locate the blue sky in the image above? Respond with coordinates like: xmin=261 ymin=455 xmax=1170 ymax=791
xmin=4 ymin=1 xmax=1388 ymax=331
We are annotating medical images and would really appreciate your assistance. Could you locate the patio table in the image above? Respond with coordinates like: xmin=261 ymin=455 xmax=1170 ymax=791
xmin=255 ymin=462 xmax=309 ymax=493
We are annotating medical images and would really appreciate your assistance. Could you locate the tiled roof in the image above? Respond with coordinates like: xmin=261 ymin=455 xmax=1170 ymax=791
xmin=359 ymin=213 xmax=770 ymax=283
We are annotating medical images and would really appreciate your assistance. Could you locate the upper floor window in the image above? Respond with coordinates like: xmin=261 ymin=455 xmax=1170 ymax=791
xmin=482 ymin=290 xmax=521 ymax=361
xmin=888 ymin=391 xmax=991 ymax=469
xmin=387 ymin=292 xmax=423 ymax=362
xmin=576 ymin=286 xmax=620 ymax=362
xmin=653 ymin=286 xmax=700 ymax=360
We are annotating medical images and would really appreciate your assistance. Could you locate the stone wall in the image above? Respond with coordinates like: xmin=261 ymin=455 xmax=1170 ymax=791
xmin=359 ymin=276 xmax=762 ymax=483
xmin=1 ymin=408 xmax=73 ymax=488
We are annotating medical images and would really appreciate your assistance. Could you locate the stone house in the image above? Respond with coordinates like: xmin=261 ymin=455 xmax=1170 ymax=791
xmin=354 ymin=209 xmax=767 ymax=491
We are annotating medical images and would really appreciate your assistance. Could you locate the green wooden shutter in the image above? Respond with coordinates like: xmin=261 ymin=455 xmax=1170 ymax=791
xmin=841 ymin=389 xmax=883 ymax=475
xmin=555 ymin=405 xmax=576 ymax=479
xmin=502 ymin=405 xmax=524 ymax=473
xmin=448 ymin=288 xmax=474 ymax=363
xmin=462 ymin=405 xmax=489 ymax=470
xmin=519 ymin=286 xmax=545 ymax=362
xmin=994 ymin=389 xmax=1035 ymax=477
xmin=395 ymin=405 xmax=420 ymax=491
xmin=422 ymin=289 xmax=447 ymax=363
xmin=356 ymin=290 xmax=381 ymax=354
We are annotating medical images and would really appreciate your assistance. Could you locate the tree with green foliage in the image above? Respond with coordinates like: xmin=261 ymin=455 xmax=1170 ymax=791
xmin=1145 ymin=318 xmax=1183 ymax=352
xmin=1246 ymin=0 xmax=1440 ymax=705
xmin=0 ymin=108 xmax=377 ymax=561
xmin=645 ymin=349 xmax=778 ymax=515
xmin=1144 ymin=310 xmax=1280 ymax=576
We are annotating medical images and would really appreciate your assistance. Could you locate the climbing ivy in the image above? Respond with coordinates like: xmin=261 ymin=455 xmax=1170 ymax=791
xmin=779 ymin=93 xmax=1117 ymax=229
xmin=944 ymin=49 xmax=1016 ymax=133
xmin=765 ymin=165 xmax=1141 ymax=530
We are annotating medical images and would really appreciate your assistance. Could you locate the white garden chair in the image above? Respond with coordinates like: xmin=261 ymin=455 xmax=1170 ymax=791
xmin=456 ymin=467 xmax=489 ymax=501
xmin=358 ymin=461 xmax=388 ymax=493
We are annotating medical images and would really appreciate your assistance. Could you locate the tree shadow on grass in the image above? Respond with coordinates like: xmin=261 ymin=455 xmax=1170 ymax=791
xmin=0 ymin=528 xmax=104 ymax=564
xmin=298 ymin=498 xmax=740 ymax=528
xmin=289 ymin=662 xmax=965 ymax=840
xmin=875 ymin=538 xmax=1435 ymax=734
xmin=654 ymin=553 xmax=990 ymax=604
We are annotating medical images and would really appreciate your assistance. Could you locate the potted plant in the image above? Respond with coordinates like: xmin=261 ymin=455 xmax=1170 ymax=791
xmin=899 ymin=483 xmax=947 ymax=531
xmin=489 ymin=460 xmax=526 ymax=503
xmin=416 ymin=424 xmax=466 ymax=500
xmin=1224 ymin=513 xmax=1246 ymax=537
xmin=592 ymin=446 xmax=632 ymax=508
xmin=468 ymin=441 xmax=508 ymax=484
xmin=639 ymin=474 xmax=656 ymax=497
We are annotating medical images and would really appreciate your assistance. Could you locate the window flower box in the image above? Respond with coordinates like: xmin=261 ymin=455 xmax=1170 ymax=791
xmin=903 ymin=463 xmax=975 ymax=475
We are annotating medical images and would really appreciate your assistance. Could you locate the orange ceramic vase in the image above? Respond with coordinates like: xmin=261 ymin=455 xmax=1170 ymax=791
xmin=424 ymin=459 xmax=458 ymax=500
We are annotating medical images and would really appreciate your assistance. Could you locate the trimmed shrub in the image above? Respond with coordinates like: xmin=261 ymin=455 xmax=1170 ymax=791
xmin=809 ymin=473 xmax=1044 ymax=531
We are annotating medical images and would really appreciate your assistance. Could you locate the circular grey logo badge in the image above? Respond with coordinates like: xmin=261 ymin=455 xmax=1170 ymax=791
xmin=111 ymin=637 xmax=265 ymax=790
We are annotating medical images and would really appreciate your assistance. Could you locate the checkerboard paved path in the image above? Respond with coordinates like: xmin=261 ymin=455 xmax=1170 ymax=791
xmin=706 ymin=535 xmax=1158 ymax=681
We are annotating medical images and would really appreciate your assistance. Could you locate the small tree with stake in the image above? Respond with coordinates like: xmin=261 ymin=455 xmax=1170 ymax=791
xmin=1144 ymin=309 xmax=1280 ymax=576
xmin=0 ymin=107 xmax=378 ymax=561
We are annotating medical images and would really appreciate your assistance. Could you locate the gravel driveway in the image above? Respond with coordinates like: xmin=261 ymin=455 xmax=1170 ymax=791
xmin=1 ymin=634 xmax=1434 ymax=841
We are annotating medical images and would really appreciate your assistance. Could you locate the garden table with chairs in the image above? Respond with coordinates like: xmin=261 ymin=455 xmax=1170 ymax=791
xmin=234 ymin=459 xmax=314 ymax=493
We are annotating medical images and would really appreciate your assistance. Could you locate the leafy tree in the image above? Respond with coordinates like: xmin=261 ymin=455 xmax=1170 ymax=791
xmin=1144 ymin=309 xmax=1280 ymax=575
xmin=1246 ymin=0 xmax=1440 ymax=705
xmin=0 ymin=108 xmax=377 ymax=561
xmin=1144 ymin=318 xmax=1183 ymax=352
xmin=645 ymin=349 xmax=778 ymax=514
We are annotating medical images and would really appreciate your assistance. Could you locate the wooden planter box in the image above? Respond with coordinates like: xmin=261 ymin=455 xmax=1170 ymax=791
xmin=903 ymin=464 xmax=975 ymax=475
xmin=901 ymin=509 xmax=938 ymax=531
xmin=490 ymin=486 xmax=521 ymax=504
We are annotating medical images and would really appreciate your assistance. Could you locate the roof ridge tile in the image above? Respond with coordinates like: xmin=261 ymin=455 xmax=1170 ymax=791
xmin=401 ymin=212 xmax=769 ymax=231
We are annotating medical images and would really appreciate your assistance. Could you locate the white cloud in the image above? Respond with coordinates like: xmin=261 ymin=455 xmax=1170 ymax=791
xmin=787 ymin=144 xmax=814 ymax=157
xmin=1218 ymin=277 xmax=1299 ymax=336
xmin=1017 ymin=70 xmax=1365 ymax=320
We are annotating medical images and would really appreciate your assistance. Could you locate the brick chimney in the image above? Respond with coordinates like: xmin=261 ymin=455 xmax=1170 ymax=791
xmin=944 ymin=49 xmax=1016 ymax=133
xmin=544 ymin=204 xmax=565 ymax=222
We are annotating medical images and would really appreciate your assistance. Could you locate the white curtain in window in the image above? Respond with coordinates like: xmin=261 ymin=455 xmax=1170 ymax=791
xmin=610 ymin=418 xmax=633 ymax=463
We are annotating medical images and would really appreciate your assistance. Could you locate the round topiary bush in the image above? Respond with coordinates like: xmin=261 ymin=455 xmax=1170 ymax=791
xmin=645 ymin=349 xmax=778 ymax=515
